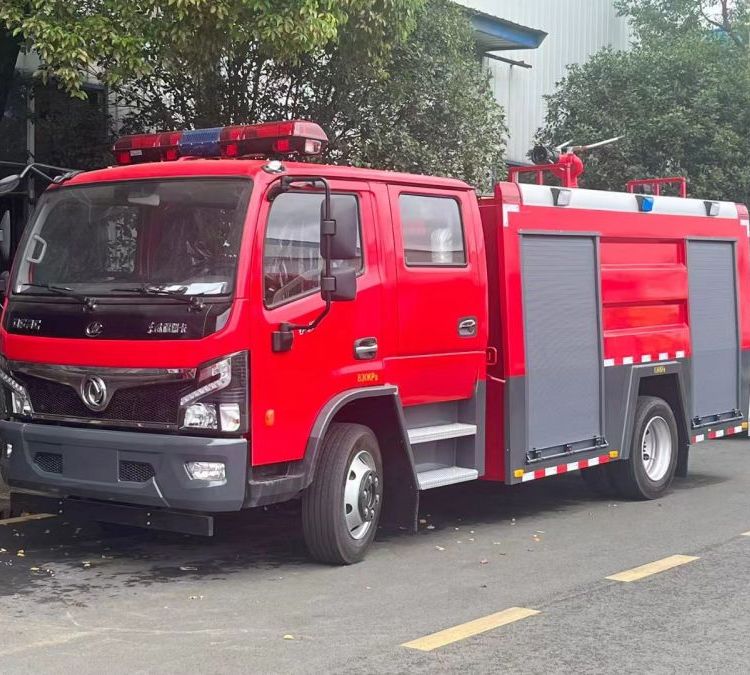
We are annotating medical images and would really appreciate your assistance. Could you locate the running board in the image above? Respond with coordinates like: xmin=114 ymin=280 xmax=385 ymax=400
xmin=407 ymin=423 xmax=477 ymax=445
xmin=417 ymin=466 xmax=479 ymax=490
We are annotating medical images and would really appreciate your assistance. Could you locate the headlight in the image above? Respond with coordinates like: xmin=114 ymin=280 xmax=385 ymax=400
xmin=0 ymin=367 xmax=33 ymax=418
xmin=179 ymin=351 xmax=247 ymax=434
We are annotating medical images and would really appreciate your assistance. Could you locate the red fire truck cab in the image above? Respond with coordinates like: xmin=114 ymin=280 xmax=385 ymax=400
xmin=0 ymin=121 xmax=747 ymax=564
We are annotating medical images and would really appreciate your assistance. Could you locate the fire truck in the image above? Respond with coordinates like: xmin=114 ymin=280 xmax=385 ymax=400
xmin=0 ymin=121 xmax=747 ymax=564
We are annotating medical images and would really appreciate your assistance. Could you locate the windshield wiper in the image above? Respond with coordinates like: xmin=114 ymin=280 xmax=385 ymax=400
xmin=19 ymin=283 xmax=97 ymax=310
xmin=118 ymin=285 xmax=205 ymax=310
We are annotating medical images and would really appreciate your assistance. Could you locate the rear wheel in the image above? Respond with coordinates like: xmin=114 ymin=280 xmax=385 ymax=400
xmin=611 ymin=395 xmax=678 ymax=499
xmin=302 ymin=423 xmax=383 ymax=564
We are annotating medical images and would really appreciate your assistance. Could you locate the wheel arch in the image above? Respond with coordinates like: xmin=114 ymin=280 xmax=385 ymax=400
xmin=623 ymin=363 xmax=690 ymax=476
xmin=303 ymin=386 xmax=419 ymax=532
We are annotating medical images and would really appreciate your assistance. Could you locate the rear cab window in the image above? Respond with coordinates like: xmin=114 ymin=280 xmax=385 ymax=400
xmin=399 ymin=194 xmax=466 ymax=267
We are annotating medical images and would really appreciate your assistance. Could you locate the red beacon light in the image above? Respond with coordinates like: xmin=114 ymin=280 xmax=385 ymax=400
xmin=113 ymin=131 xmax=183 ymax=165
xmin=113 ymin=120 xmax=327 ymax=166
xmin=219 ymin=120 xmax=328 ymax=158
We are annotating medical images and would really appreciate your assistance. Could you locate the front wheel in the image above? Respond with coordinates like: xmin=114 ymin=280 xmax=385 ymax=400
xmin=302 ymin=423 xmax=383 ymax=564
xmin=611 ymin=395 xmax=678 ymax=499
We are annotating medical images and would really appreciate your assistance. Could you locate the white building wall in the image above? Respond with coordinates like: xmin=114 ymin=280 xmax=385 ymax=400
xmin=458 ymin=1 xmax=630 ymax=163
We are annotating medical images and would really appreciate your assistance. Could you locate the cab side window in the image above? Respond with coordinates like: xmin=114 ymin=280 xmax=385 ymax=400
xmin=399 ymin=194 xmax=466 ymax=266
xmin=264 ymin=192 xmax=362 ymax=307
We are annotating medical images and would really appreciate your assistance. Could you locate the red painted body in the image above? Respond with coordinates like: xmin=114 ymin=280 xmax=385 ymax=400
xmin=479 ymin=181 xmax=750 ymax=480
xmin=3 ymin=158 xmax=749 ymax=491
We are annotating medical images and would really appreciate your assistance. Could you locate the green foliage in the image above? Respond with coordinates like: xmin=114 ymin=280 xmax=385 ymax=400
xmin=538 ymin=1 xmax=750 ymax=202
xmin=0 ymin=1 xmax=386 ymax=103
xmin=121 ymin=0 xmax=505 ymax=191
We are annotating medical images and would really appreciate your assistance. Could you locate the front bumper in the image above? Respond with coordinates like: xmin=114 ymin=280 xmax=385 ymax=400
xmin=0 ymin=420 xmax=248 ymax=512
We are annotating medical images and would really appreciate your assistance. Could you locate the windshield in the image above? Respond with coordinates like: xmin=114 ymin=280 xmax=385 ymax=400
xmin=12 ymin=178 xmax=252 ymax=297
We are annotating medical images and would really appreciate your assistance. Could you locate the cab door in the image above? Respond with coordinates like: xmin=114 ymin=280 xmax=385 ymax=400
xmin=249 ymin=180 xmax=386 ymax=467
xmin=386 ymin=186 xmax=486 ymax=405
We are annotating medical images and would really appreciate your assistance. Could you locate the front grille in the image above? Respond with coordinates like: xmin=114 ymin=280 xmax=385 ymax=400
xmin=16 ymin=374 xmax=190 ymax=427
xmin=119 ymin=460 xmax=155 ymax=482
xmin=34 ymin=452 xmax=63 ymax=474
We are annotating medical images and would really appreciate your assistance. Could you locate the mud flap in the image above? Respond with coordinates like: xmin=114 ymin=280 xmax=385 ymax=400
xmin=676 ymin=444 xmax=690 ymax=478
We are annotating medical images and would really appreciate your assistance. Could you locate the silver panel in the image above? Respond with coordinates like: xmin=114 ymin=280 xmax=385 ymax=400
xmin=416 ymin=466 xmax=478 ymax=490
xmin=688 ymin=241 xmax=739 ymax=419
xmin=522 ymin=235 xmax=602 ymax=451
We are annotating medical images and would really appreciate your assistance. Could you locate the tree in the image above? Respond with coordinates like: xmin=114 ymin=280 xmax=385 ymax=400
xmin=537 ymin=1 xmax=750 ymax=203
xmin=120 ymin=0 xmax=506 ymax=191
xmin=0 ymin=1 xmax=392 ymax=122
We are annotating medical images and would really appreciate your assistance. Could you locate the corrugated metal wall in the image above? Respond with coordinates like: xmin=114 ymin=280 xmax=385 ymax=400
xmin=458 ymin=0 xmax=630 ymax=163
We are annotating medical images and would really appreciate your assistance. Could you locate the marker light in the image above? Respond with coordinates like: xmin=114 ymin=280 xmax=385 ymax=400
xmin=705 ymin=201 xmax=720 ymax=217
xmin=636 ymin=195 xmax=654 ymax=212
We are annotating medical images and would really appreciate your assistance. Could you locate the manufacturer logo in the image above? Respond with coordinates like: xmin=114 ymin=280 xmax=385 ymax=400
xmin=11 ymin=317 xmax=42 ymax=332
xmin=81 ymin=376 xmax=108 ymax=411
xmin=85 ymin=321 xmax=103 ymax=337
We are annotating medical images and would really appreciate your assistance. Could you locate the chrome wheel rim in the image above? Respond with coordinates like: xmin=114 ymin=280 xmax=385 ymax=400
xmin=343 ymin=449 xmax=380 ymax=540
xmin=641 ymin=416 xmax=672 ymax=481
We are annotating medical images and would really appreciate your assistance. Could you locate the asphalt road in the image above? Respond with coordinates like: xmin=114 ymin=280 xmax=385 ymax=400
xmin=1 ymin=437 xmax=749 ymax=674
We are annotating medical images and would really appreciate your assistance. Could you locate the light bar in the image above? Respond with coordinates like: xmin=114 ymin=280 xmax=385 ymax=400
xmin=113 ymin=120 xmax=328 ymax=165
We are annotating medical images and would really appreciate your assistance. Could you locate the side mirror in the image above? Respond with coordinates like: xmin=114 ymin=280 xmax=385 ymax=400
xmin=0 ymin=210 xmax=10 ymax=263
xmin=0 ymin=175 xmax=21 ymax=196
xmin=322 ymin=265 xmax=356 ymax=302
xmin=320 ymin=198 xmax=358 ymax=260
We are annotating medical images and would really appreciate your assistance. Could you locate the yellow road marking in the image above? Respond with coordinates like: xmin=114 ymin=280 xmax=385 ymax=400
xmin=402 ymin=607 xmax=540 ymax=651
xmin=606 ymin=555 xmax=698 ymax=582
xmin=0 ymin=513 xmax=55 ymax=526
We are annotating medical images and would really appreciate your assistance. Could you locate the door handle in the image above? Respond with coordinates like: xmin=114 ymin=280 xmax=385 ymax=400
xmin=354 ymin=337 xmax=378 ymax=360
xmin=458 ymin=317 xmax=477 ymax=337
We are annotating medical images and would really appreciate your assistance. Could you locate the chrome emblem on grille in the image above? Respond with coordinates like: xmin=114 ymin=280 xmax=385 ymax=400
xmin=85 ymin=321 xmax=103 ymax=337
xmin=81 ymin=375 xmax=108 ymax=411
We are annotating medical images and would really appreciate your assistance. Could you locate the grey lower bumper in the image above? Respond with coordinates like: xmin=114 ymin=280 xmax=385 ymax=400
xmin=0 ymin=420 xmax=248 ymax=512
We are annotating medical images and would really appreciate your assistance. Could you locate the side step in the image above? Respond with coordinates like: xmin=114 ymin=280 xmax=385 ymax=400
xmin=408 ymin=423 xmax=477 ymax=445
xmin=417 ymin=467 xmax=479 ymax=490
xmin=407 ymin=422 xmax=479 ymax=490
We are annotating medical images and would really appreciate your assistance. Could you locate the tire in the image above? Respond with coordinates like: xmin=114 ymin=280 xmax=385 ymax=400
xmin=302 ymin=423 xmax=383 ymax=565
xmin=611 ymin=395 xmax=678 ymax=500
xmin=580 ymin=463 xmax=619 ymax=497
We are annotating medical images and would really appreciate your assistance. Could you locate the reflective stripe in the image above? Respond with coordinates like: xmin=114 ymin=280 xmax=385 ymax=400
xmin=518 ymin=453 xmax=612 ymax=483
xmin=603 ymin=351 xmax=688 ymax=367
xmin=692 ymin=425 xmax=745 ymax=443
